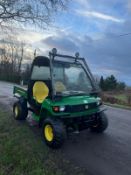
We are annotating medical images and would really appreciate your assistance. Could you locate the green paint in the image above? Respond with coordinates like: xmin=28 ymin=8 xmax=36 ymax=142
xmin=32 ymin=113 xmax=40 ymax=122
xmin=13 ymin=86 xmax=27 ymax=98
xmin=40 ymin=95 xmax=101 ymax=119
xmin=13 ymin=85 xmax=101 ymax=122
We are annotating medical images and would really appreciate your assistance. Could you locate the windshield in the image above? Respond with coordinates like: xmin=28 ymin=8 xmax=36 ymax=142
xmin=53 ymin=61 xmax=93 ymax=95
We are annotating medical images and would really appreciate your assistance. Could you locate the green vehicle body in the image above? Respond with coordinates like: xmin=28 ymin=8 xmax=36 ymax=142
xmin=13 ymin=85 xmax=102 ymax=122
xmin=13 ymin=48 xmax=108 ymax=148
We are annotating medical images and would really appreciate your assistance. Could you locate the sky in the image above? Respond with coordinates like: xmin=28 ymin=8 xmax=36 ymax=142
xmin=16 ymin=0 xmax=131 ymax=85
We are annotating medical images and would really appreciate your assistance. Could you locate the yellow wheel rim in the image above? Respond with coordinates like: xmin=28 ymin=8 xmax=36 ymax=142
xmin=15 ymin=106 xmax=19 ymax=117
xmin=44 ymin=124 xmax=54 ymax=142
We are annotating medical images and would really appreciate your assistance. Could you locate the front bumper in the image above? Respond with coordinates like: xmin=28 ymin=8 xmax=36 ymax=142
xmin=62 ymin=105 xmax=107 ymax=131
xmin=59 ymin=105 xmax=106 ymax=119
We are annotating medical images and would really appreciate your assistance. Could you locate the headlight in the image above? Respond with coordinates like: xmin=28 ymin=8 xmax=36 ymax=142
xmin=53 ymin=106 xmax=65 ymax=112
xmin=59 ymin=106 xmax=65 ymax=112
xmin=97 ymin=100 xmax=102 ymax=106
xmin=97 ymin=101 xmax=100 ymax=106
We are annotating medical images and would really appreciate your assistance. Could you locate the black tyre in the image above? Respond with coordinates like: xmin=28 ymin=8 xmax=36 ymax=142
xmin=42 ymin=118 xmax=66 ymax=149
xmin=90 ymin=112 xmax=108 ymax=133
xmin=13 ymin=98 xmax=28 ymax=120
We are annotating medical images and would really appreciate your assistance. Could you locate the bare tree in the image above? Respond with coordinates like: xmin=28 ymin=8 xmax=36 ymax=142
xmin=18 ymin=42 xmax=25 ymax=74
xmin=0 ymin=0 xmax=68 ymax=27
xmin=0 ymin=35 xmax=32 ymax=82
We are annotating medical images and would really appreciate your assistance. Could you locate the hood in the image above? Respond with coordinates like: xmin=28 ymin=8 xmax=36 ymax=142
xmin=51 ymin=95 xmax=99 ymax=106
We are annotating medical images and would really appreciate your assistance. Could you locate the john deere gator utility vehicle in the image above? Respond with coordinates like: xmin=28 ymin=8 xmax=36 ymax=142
xmin=13 ymin=48 xmax=108 ymax=148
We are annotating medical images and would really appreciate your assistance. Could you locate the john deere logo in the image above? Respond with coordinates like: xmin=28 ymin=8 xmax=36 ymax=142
xmin=85 ymin=105 xmax=89 ymax=109
xmin=83 ymin=100 xmax=88 ymax=104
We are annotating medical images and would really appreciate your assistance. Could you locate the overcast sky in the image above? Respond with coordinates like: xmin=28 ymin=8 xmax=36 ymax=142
xmin=17 ymin=0 xmax=131 ymax=85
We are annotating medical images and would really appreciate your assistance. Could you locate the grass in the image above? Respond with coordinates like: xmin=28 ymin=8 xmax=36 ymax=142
xmin=104 ymin=92 xmax=131 ymax=110
xmin=104 ymin=102 xmax=131 ymax=110
xmin=0 ymin=106 xmax=85 ymax=175
xmin=114 ymin=94 xmax=127 ymax=103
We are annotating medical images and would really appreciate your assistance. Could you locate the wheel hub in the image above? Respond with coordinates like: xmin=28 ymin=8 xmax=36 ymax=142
xmin=15 ymin=106 xmax=19 ymax=117
xmin=44 ymin=124 xmax=53 ymax=141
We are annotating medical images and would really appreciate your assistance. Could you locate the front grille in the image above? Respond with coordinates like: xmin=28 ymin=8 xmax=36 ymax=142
xmin=65 ymin=102 xmax=97 ymax=113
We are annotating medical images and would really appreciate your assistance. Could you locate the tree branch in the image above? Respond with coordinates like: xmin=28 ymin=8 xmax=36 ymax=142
xmin=0 ymin=0 xmax=68 ymax=27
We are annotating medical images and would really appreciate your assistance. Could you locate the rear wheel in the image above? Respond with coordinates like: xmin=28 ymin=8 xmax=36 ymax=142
xmin=90 ymin=112 xmax=108 ymax=133
xmin=13 ymin=99 xmax=28 ymax=120
xmin=42 ymin=118 xmax=66 ymax=149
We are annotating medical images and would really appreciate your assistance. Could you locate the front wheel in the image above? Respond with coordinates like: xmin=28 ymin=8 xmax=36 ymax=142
xmin=42 ymin=118 xmax=66 ymax=149
xmin=90 ymin=112 xmax=108 ymax=133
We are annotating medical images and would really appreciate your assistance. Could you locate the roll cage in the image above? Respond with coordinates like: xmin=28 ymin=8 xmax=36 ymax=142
xmin=49 ymin=48 xmax=99 ymax=99
xmin=30 ymin=48 xmax=99 ymax=101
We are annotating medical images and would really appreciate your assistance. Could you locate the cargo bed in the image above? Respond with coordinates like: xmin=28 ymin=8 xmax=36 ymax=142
xmin=13 ymin=86 xmax=27 ymax=99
